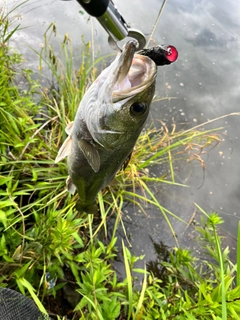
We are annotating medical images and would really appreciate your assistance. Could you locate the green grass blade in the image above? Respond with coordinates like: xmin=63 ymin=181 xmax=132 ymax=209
xmin=16 ymin=278 xmax=48 ymax=315
xmin=74 ymin=294 xmax=104 ymax=320
xmin=213 ymin=226 xmax=227 ymax=320
xmin=237 ymin=221 xmax=240 ymax=286
xmin=122 ymin=240 xmax=133 ymax=320
xmin=133 ymin=266 xmax=147 ymax=319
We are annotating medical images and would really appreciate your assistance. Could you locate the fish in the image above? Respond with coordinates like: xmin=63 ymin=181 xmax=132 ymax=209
xmin=55 ymin=40 xmax=177 ymax=214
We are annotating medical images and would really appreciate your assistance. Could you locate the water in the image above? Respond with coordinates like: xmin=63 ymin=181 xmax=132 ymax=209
xmin=5 ymin=0 xmax=240 ymax=267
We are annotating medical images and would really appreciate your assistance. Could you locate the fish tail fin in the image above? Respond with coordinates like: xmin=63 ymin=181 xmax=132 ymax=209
xmin=75 ymin=201 xmax=98 ymax=214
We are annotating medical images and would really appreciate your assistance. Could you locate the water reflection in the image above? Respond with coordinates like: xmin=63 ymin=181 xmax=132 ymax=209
xmin=5 ymin=0 xmax=240 ymax=264
xmin=146 ymin=238 xmax=197 ymax=294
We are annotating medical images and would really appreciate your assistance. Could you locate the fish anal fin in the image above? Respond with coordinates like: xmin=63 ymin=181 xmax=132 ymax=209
xmin=55 ymin=135 xmax=72 ymax=163
xmin=66 ymin=175 xmax=76 ymax=194
xmin=78 ymin=139 xmax=100 ymax=173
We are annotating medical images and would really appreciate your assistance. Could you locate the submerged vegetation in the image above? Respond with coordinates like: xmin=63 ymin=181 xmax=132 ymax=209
xmin=1 ymin=4 xmax=240 ymax=319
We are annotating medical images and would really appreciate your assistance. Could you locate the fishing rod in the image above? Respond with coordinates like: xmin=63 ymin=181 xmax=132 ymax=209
xmin=75 ymin=0 xmax=178 ymax=64
xmin=75 ymin=0 xmax=146 ymax=50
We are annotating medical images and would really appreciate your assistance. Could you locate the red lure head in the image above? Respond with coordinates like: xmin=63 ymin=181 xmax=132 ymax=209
xmin=165 ymin=45 xmax=178 ymax=63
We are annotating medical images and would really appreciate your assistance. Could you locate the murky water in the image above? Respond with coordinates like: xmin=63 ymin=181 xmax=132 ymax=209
xmin=4 ymin=0 xmax=240 ymax=268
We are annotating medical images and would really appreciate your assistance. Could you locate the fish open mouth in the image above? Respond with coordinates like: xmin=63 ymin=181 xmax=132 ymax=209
xmin=112 ymin=55 xmax=157 ymax=100
xmin=127 ymin=54 xmax=156 ymax=87
xmin=112 ymin=41 xmax=157 ymax=101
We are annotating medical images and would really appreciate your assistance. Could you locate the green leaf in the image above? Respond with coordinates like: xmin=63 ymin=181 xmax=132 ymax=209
xmin=0 ymin=210 xmax=7 ymax=228
xmin=132 ymin=268 xmax=150 ymax=275
xmin=14 ymin=261 xmax=32 ymax=279
xmin=0 ymin=176 xmax=11 ymax=186
xmin=17 ymin=277 xmax=48 ymax=315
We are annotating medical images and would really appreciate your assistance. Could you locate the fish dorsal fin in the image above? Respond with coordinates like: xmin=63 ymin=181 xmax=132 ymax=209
xmin=66 ymin=175 xmax=77 ymax=194
xmin=65 ymin=121 xmax=74 ymax=135
xmin=55 ymin=135 xmax=72 ymax=163
xmin=78 ymin=139 xmax=100 ymax=173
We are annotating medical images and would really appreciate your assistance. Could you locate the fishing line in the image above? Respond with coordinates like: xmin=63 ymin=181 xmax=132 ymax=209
xmin=146 ymin=0 xmax=168 ymax=48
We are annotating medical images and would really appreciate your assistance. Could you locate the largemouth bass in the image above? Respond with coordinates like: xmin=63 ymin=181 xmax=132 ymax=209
xmin=55 ymin=41 xmax=176 ymax=213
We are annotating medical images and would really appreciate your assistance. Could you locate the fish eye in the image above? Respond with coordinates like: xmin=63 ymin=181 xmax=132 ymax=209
xmin=130 ymin=102 xmax=147 ymax=116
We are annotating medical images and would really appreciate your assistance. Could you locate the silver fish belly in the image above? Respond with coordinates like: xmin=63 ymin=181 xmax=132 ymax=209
xmin=55 ymin=40 xmax=157 ymax=213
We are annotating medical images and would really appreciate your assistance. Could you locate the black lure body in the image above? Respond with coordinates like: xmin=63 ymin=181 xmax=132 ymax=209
xmin=138 ymin=45 xmax=178 ymax=66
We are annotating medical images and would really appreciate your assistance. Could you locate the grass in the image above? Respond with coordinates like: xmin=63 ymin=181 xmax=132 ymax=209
xmin=1 ymin=4 xmax=240 ymax=319
xmin=237 ymin=222 xmax=240 ymax=287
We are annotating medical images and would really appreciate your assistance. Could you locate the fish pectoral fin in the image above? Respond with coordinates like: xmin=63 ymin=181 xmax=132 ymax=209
xmin=55 ymin=135 xmax=72 ymax=163
xmin=78 ymin=139 xmax=100 ymax=173
xmin=66 ymin=176 xmax=76 ymax=194
xmin=65 ymin=121 xmax=74 ymax=135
